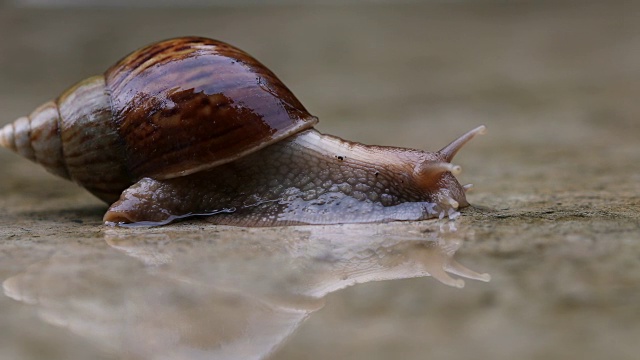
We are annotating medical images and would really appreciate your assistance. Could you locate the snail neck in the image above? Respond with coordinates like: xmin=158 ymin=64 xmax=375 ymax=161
xmin=290 ymin=129 xmax=430 ymax=170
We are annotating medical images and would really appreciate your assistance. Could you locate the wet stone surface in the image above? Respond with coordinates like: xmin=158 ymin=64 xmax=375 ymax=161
xmin=1 ymin=2 xmax=640 ymax=360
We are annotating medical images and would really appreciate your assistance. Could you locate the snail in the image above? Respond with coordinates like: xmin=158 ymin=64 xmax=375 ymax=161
xmin=0 ymin=36 xmax=486 ymax=227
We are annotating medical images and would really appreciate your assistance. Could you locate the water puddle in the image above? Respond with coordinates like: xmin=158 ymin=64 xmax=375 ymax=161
xmin=2 ymin=221 xmax=489 ymax=360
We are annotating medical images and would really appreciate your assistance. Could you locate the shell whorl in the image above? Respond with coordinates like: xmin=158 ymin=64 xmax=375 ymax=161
xmin=0 ymin=76 xmax=131 ymax=203
xmin=1 ymin=102 xmax=69 ymax=179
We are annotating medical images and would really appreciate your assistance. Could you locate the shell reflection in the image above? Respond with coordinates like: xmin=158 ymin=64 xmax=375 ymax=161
xmin=3 ymin=222 xmax=489 ymax=360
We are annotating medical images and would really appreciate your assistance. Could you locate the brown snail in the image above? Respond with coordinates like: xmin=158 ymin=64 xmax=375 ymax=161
xmin=0 ymin=36 xmax=486 ymax=227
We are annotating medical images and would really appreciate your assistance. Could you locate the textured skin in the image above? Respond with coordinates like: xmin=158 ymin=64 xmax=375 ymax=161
xmin=104 ymin=129 xmax=469 ymax=226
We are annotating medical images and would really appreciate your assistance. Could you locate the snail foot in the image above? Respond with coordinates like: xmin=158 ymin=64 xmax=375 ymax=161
xmin=103 ymin=178 xmax=180 ymax=227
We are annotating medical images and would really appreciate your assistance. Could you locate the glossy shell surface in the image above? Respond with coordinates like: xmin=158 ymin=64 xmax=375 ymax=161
xmin=105 ymin=37 xmax=318 ymax=179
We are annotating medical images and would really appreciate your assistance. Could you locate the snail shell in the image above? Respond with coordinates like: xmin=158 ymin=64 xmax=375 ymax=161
xmin=0 ymin=37 xmax=317 ymax=203
xmin=0 ymin=37 xmax=485 ymax=227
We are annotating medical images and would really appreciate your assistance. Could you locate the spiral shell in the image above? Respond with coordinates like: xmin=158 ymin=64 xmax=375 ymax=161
xmin=0 ymin=37 xmax=318 ymax=202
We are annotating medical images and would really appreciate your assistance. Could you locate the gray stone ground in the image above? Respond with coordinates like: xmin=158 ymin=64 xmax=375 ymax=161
xmin=1 ymin=2 xmax=639 ymax=360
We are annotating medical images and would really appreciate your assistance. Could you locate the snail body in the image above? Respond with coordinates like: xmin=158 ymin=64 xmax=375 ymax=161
xmin=0 ymin=37 xmax=485 ymax=227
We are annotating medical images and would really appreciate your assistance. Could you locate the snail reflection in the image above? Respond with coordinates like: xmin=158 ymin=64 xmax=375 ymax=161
xmin=3 ymin=222 xmax=489 ymax=360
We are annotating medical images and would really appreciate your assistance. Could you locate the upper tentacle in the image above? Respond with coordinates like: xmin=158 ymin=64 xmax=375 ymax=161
xmin=438 ymin=125 xmax=486 ymax=162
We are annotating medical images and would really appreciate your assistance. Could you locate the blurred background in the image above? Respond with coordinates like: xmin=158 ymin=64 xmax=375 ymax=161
xmin=3 ymin=0 xmax=638 ymax=149
xmin=1 ymin=1 xmax=639 ymax=360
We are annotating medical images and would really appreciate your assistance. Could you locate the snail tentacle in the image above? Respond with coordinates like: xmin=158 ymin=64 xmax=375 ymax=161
xmin=438 ymin=125 xmax=486 ymax=162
